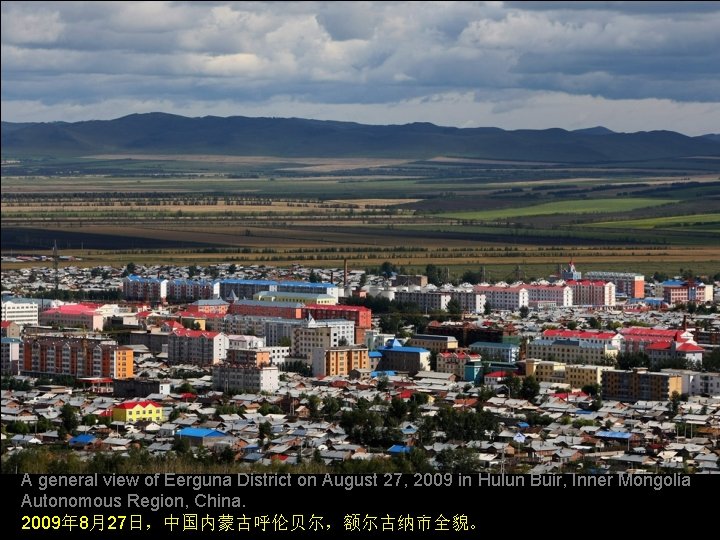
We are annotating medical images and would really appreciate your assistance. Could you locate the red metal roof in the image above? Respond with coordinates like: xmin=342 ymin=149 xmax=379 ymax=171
xmin=543 ymin=329 xmax=617 ymax=340
xmin=114 ymin=400 xmax=161 ymax=409
xmin=485 ymin=371 xmax=512 ymax=378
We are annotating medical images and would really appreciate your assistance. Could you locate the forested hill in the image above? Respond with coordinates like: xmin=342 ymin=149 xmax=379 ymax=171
xmin=3 ymin=113 xmax=719 ymax=162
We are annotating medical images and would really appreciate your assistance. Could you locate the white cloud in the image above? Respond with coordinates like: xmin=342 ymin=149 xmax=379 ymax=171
xmin=1 ymin=1 xmax=719 ymax=134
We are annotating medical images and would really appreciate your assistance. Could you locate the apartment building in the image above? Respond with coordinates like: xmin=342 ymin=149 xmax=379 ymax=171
xmin=312 ymin=346 xmax=370 ymax=377
xmin=601 ymin=368 xmax=682 ymax=402
xmin=22 ymin=335 xmax=133 ymax=378
xmin=473 ymin=285 xmax=529 ymax=310
xmin=436 ymin=350 xmax=481 ymax=380
xmin=524 ymin=285 xmax=573 ymax=308
xmin=469 ymin=341 xmax=520 ymax=363
xmin=584 ymin=271 xmax=644 ymax=299
xmin=122 ymin=275 xmax=168 ymax=302
xmin=219 ymin=279 xmax=277 ymax=301
xmin=566 ymin=280 xmax=616 ymax=307
xmin=39 ymin=304 xmax=104 ymax=331
xmin=661 ymin=369 xmax=720 ymax=396
xmin=1 ymin=300 xmax=39 ymax=326
xmin=407 ymin=334 xmax=459 ymax=353
xmin=1 ymin=337 xmax=22 ymax=375
xmin=376 ymin=339 xmax=431 ymax=375
xmin=394 ymin=289 xmax=451 ymax=313
xmin=292 ymin=320 xmax=355 ymax=359
xmin=212 ymin=363 xmax=279 ymax=393
xmin=254 ymin=291 xmax=337 ymax=305
xmin=167 ymin=328 xmax=228 ymax=365
xmin=527 ymin=330 xmax=621 ymax=364
xmin=277 ymin=281 xmax=340 ymax=300
xmin=166 ymin=279 xmax=219 ymax=302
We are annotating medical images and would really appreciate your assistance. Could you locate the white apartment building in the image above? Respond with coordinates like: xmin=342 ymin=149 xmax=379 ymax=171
xmin=167 ymin=329 xmax=229 ymax=366
xmin=292 ymin=320 xmax=355 ymax=359
xmin=394 ymin=290 xmax=451 ymax=313
xmin=524 ymin=285 xmax=573 ymax=308
xmin=213 ymin=364 xmax=279 ymax=393
xmin=661 ymin=369 xmax=720 ymax=396
xmin=473 ymin=286 xmax=529 ymax=310
xmin=1 ymin=337 xmax=22 ymax=375
xmin=1 ymin=300 xmax=39 ymax=327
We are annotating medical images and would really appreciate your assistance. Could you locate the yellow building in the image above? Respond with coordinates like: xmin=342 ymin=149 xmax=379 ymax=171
xmin=408 ymin=334 xmax=459 ymax=353
xmin=525 ymin=359 xmax=612 ymax=389
xmin=254 ymin=291 xmax=337 ymax=305
xmin=312 ymin=346 xmax=369 ymax=377
xmin=524 ymin=359 xmax=566 ymax=384
xmin=112 ymin=400 xmax=164 ymax=423
xmin=601 ymin=369 xmax=682 ymax=402
xmin=565 ymin=364 xmax=612 ymax=389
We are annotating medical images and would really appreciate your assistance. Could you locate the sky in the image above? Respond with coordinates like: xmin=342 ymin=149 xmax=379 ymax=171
xmin=2 ymin=1 xmax=719 ymax=135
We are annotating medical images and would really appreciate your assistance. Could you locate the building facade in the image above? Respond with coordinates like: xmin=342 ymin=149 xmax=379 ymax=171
xmin=469 ymin=341 xmax=520 ymax=363
xmin=39 ymin=304 xmax=104 ymax=331
xmin=601 ymin=369 xmax=682 ymax=401
xmin=1 ymin=300 xmax=39 ymax=327
xmin=167 ymin=329 xmax=228 ymax=365
xmin=312 ymin=346 xmax=370 ymax=377
xmin=472 ymin=286 xmax=529 ymax=310
xmin=22 ymin=336 xmax=133 ymax=378
xmin=212 ymin=364 xmax=279 ymax=393
xmin=524 ymin=285 xmax=573 ymax=308
xmin=376 ymin=339 xmax=431 ymax=375
xmin=112 ymin=400 xmax=164 ymax=423
xmin=436 ymin=350 xmax=482 ymax=380
xmin=566 ymin=280 xmax=616 ymax=306
xmin=584 ymin=271 xmax=644 ymax=299
xmin=123 ymin=275 xmax=168 ymax=303
xmin=1 ymin=337 xmax=22 ymax=375
xmin=407 ymin=334 xmax=459 ymax=353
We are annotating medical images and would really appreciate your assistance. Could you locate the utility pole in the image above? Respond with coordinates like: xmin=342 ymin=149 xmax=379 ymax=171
xmin=52 ymin=240 xmax=59 ymax=300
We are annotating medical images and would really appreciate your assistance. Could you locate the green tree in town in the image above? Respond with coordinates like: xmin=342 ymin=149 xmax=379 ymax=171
xmin=520 ymin=375 xmax=540 ymax=400
xmin=446 ymin=298 xmax=462 ymax=320
xmin=60 ymin=404 xmax=79 ymax=433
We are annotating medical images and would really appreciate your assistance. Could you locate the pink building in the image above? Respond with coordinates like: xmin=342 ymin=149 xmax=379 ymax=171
xmin=39 ymin=304 xmax=104 ymax=331
xmin=566 ymin=280 xmax=616 ymax=307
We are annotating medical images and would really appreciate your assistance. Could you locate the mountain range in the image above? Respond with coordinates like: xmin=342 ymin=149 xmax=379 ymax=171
xmin=2 ymin=113 xmax=719 ymax=163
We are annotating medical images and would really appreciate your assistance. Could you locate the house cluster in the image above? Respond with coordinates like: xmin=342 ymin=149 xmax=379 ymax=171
xmin=3 ymin=372 xmax=718 ymax=472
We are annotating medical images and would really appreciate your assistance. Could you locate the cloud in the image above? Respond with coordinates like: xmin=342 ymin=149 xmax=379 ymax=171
xmin=1 ymin=1 xmax=719 ymax=134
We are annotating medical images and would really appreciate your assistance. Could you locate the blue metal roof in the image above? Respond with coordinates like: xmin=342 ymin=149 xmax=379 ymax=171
xmin=387 ymin=445 xmax=411 ymax=454
xmin=380 ymin=346 xmax=430 ymax=354
xmin=277 ymin=281 xmax=335 ymax=288
xmin=371 ymin=370 xmax=396 ymax=377
xmin=595 ymin=430 xmax=631 ymax=439
xmin=177 ymin=427 xmax=227 ymax=438
xmin=221 ymin=279 xmax=278 ymax=285
xmin=69 ymin=434 xmax=96 ymax=445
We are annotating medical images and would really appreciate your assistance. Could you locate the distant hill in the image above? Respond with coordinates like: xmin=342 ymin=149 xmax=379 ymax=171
xmin=2 ymin=113 xmax=719 ymax=163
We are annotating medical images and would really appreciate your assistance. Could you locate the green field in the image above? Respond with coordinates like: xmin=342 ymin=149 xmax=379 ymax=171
xmin=2 ymin=154 xmax=719 ymax=274
xmin=588 ymin=213 xmax=720 ymax=231
xmin=438 ymin=198 xmax=677 ymax=220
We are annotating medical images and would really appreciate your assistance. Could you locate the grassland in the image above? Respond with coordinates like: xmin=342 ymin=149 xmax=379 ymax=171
xmin=438 ymin=198 xmax=677 ymax=220
xmin=2 ymin=153 xmax=719 ymax=277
